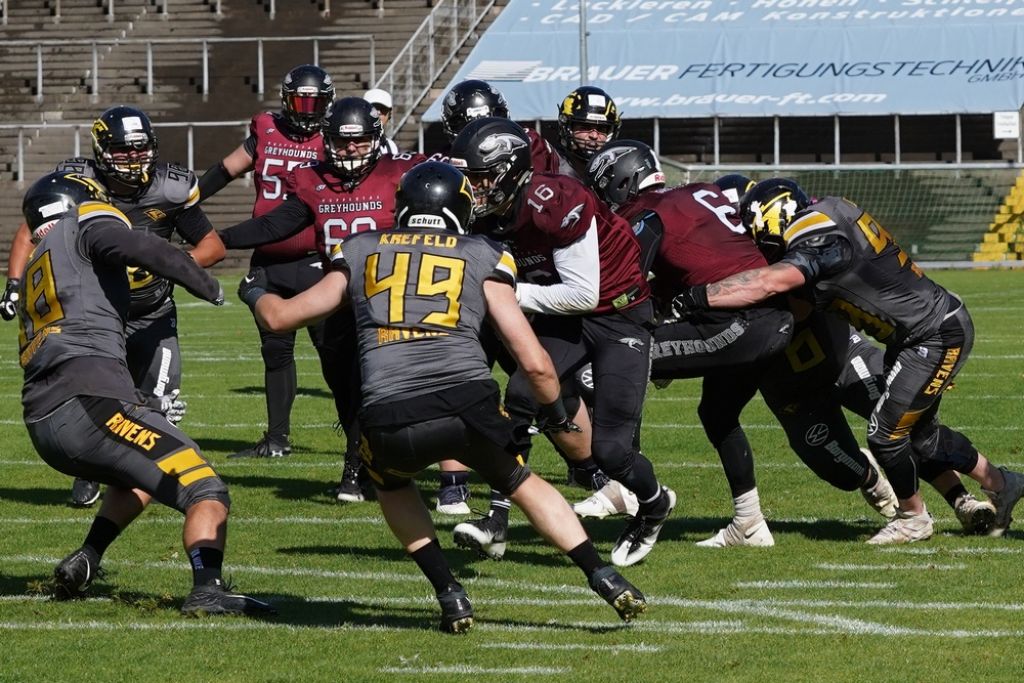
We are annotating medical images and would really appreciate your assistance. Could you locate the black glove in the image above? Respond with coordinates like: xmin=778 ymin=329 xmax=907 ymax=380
xmin=0 ymin=278 xmax=20 ymax=321
xmin=238 ymin=267 xmax=269 ymax=310
xmin=670 ymin=284 xmax=710 ymax=320
xmin=213 ymin=284 xmax=225 ymax=306
xmin=535 ymin=399 xmax=583 ymax=435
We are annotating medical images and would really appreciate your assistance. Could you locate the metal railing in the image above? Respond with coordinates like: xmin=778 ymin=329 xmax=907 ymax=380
xmin=0 ymin=121 xmax=250 ymax=183
xmin=374 ymin=0 xmax=494 ymax=137
xmin=3 ymin=35 xmax=376 ymax=103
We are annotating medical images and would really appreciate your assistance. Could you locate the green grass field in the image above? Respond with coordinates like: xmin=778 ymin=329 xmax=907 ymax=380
xmin=2 ymin=270 xmax=1023 ymax=682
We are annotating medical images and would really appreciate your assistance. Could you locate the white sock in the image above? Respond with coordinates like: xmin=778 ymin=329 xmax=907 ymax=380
xmin=734 ymin=488 xmax=763 ymax=520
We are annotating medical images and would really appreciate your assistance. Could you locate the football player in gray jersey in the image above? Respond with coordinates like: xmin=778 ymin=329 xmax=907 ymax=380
xmin=18 ymin=172 xmax=272 ymax=616
xmin=3 ymin=106 xmax=225 ymax=508
xmin=237 ymin=162 xmax=647 ymax=632
xmin=673 ymin=179 xmax=1024 ymax=544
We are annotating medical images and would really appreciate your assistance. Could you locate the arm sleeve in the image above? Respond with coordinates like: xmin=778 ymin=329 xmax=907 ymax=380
xmin=217 ymin=195 xmax=312 ymax=249
xmin=515 ymin=220 xmax=601 ymax=314
xmin=82 ymin=221 xmax=221 ymax=303
xmin=173 ymin=204 xmax=214 ymax=244
xmin=781 ymin=233 xmax=853 ymax=283
xmin=198 ymin=162 xmax=233 ymax=200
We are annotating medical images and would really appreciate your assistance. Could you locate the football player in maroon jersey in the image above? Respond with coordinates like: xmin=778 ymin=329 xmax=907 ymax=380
xmin=199 ymin=64 xmax=335 ymax=462
xmin=217 ymin=96 xmax=425 ymax=502
xmin=449 ymin=118 xmax=675 ymax=568
xmin=584 ymin=141 xmax=795 ymax=546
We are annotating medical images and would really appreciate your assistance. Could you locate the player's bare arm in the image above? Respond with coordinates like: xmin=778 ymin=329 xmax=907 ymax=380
xmin=484 ymin=279 xmax=561 ymax=405
xmin=706 ymin=262 xmax=807 ymax=308
xmin=252 ymin=269 xmax=349 ymax=333
xmin=189 ymin=229 xmax=226 ymax=267
xmin=6 ymin=222 xmax=32 ymax=279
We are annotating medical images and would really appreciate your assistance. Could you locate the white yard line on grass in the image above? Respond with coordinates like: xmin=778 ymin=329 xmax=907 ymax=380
xmin=735 ymin=580 xmax=896 ymax=589
xmin=479 ymin=642 xmax=662 ymax=653
xmin=816 ymin=562 xmax=967 ymax=571
xmin=0 ymin=516 xmax=385 ymax=526
xmin=380 ymin=665 xmax=569 ymax=675
xmin=880 ymin=546 xmax=1024 ymax=555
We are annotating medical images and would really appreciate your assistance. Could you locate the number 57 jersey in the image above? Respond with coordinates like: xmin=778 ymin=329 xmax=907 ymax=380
xmin=334 ymin=229 xmax=517 ymax=407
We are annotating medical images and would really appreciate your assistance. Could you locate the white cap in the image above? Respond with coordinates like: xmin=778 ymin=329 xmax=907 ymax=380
xmin=363 ymin=88 xmax=393 ymax=110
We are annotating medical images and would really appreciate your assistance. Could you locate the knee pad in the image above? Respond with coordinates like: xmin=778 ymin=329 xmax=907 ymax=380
xmin=913 ymin=424 xmax=979 ymax=474
xmin=180 ymin=476 xmax=231 ymax=513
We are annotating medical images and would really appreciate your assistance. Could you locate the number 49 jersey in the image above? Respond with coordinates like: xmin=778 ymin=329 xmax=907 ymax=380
xmin=285 ymin=153 xmax=426 ymax=260
xmin=334 ymin=229 xmax=516 ymax=407
xmin=780 ymin=196 xmax=953 ymax=346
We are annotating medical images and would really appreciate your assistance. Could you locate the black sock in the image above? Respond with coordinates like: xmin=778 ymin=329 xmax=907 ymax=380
xmin=488 ymin=492 xmax=511 ymax=525
xmin=567 ymin=540 xmax=606 ymax=580
xmin=410 ymin=539 xmax=456 ymax=594
xmin=83 ymin=516 xmax=121 ymax=559
xmin=188 ymin=547 xmax=224 ymax=586
xmin=440 ymin=471 xmax=470 ymax=488
xmin=943 ymin=483 xmax=969 ymax=509
xmin=265 ymin=362 xmax=297 ymax=437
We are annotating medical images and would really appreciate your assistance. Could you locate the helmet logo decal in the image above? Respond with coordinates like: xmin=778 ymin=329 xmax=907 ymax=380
xmin=479 ymin=133 xmax=527 ymax=163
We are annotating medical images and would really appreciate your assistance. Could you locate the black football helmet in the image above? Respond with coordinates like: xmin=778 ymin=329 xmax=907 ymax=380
xmin=557 ymin=86 xmax=622 ymax=162
xmin=280 ymin=64 xmax=335 ymax=134
xmin=23 ymin=171 xmax=110 ymax=241
xmin=449 ymin=117 xmax=533 ymax=219
xmin=322 ymin=97 xmax=384 ymax=183
xmin=713 ymin=174 xmax=756 ymax=208
xmin=739 ymin=178 xmax=810 ymax=262
xmin=394 ymin=161 xmax=474 ymax=234
xmin=91 ymin=105 xmax=158 ymax=189
xmin=585 ymin=140 xmax=666 ymax=210
xmin=441 ymin=79 xmax=510 ymax=141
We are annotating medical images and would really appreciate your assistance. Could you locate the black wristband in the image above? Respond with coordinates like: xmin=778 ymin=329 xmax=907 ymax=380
xmin=538 ymin=399 xmax=568 ymax=425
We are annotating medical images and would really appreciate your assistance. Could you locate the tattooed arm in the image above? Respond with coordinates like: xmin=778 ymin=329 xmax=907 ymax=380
xmin=705 ymin=262 xmax=806 ymax=308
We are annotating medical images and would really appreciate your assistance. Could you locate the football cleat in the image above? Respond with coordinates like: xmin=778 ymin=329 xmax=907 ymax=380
xmin=335 ymin=455 xmax=366 ymax=503
xmin=984 ymin=467 xmax=1024 ymax=538
xmin=436 ymin=583 xmax=474 ymax=634
xmin=228 ymin=432 xmax=291 ymax=459
xmin=70 ymin=478 xmax=101 ymax=507
xmin=954 ymin=493 xmax=997 ymax=535
xmin=866 ymin=507 xmax=933 ymax=545
xmin=859 ymin=449 xmax=898 ymax=521
xmin=589 ymin=566 xmax=647 ymax=622
xmin=573 ymin=480 xmax=640 ymax=519
xmin=696 ymin=516 xmax=775 ymax=548
xmin=610 ymin=487 xmax=675 ymax=567
xmin=566 ymin=465 xmax=610 ymax=491
xmin=53 ymin=547 xmax=102 ymax=599
xmin=180 ymin=578 xmax=277 ymax=617
xmin=453 ymin=513 xmax=507 ymax=560
xmin=436 ymin=484 xmax=471 ymax=515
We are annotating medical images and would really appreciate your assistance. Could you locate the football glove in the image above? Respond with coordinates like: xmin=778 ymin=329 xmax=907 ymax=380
xmin=237 ymin=267 xmax=269 ymax=309
xmin=534 ymin=399 xmax=583 ymax=435
xmin=1 ymin=278 xmax=20 ymax=321
xmin=159 ymin=389 xmax=188 ymax=425
xmin=670 ymin=284 xmax=709 ymax=320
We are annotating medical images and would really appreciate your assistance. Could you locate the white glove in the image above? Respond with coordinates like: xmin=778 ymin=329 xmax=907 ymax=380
xmin=159 ymin=389 xmax=188 ymax=424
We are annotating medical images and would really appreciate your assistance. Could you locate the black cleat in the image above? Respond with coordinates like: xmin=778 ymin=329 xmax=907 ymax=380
xmin=589 ymin=566 xmax=647 ymax=622
xmin=180 ymin=578 xmax=277 ymax=617
xmin=228 ymin=432 xmax=291 ymax=459
xmin=53 ymin=547 xmax=102 ymax=599
xmin=70 ymin=478 xmax=101 ymax=507
xmin=437 ymin=583 xmax=473 ymax=634
xmin=453 ymin=514 xmax=507 ymax=560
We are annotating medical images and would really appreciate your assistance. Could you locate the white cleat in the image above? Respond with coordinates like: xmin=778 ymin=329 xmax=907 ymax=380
xmin=859 ymin=449 xmax=898 ymax=521
xmin=573 ymin=480 xmax=640 ymax=519
xmin=696 ymin=516 xmax=775 ymax=548
xmin=866 ymin=507 xmax=933 ymax=545
xmin=610 ymin=487 xmax=676 ymax=567
xmin=954 ymin=493 xmax=996 ymax=535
